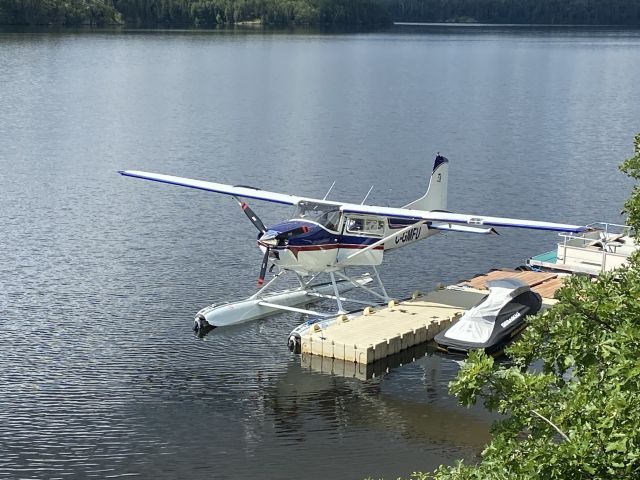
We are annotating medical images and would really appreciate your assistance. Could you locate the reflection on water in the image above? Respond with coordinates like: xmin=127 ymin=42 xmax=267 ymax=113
xmin=300 ymin=346 xmax=493 ymax=447
xmin=270 ymin=354 xmax=493 ymax=448
xmin=301 ymin=341 xmax=437 ymax=381
xmin=1 ymin=25 xmax=639 ymax=479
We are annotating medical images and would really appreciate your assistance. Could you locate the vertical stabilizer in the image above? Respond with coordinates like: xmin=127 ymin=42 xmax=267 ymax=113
xmin=403 ymin=154 xmax=449 ymax=211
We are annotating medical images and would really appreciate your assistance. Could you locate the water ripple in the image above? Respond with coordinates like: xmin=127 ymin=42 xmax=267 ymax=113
xmin=2 ymin=26 xmax=639 ymax=479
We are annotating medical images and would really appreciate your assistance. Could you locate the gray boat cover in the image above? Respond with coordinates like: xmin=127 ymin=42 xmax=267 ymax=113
xmin=443 ymin=278 xmax=531 ymax=343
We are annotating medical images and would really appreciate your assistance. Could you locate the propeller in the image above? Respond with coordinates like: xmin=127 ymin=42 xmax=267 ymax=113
xmin=233 ymin=196 xmax=311 ymax=287
xmin=234 ymin=197 xmax=266 ymax=234
xmin=233 ymin=196 xmax=270 ymax=285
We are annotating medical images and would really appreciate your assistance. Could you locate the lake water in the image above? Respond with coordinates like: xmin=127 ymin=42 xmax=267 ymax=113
xmin=1 ymin=24 xmax=639 ymax=479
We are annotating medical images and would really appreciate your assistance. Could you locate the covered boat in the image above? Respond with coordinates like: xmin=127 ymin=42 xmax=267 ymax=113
xmin=434 ymin=278 xmax=542 ymax=355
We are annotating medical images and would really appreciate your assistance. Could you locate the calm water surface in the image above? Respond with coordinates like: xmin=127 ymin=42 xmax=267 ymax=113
xmin=1 ymin=25 xmax=639 ymax=479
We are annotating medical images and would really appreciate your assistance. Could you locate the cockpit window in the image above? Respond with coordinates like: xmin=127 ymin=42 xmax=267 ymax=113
xmin=293 ymin=201 xmax=342 ymax=231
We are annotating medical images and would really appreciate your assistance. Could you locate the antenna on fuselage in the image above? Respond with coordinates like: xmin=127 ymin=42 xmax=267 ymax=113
xmin=323 ymin=181 xmax=336 ymax=200
xmin=361 ymin=185 xmax=374 ymax=205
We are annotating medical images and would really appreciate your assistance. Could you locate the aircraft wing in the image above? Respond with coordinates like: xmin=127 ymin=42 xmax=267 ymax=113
xmin=120 ymin=170 xmax=585 ymax=233
xmin=341 ymin=203 xmax=586 ymax=233
xmin=119 ymin=170 xmax=301 ymax=206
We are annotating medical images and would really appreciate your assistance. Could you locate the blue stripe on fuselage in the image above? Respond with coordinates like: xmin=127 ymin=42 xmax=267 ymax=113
xmin=265 ymin=220 xmax=381 ymax=247
xmin=265 ymin=221 xmax=333 ymax=246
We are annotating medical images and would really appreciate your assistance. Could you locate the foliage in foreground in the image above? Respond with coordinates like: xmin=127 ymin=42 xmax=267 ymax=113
xmin=620 ymin=133 xmax=640 ymax=237
xmin=409 ymin=134 xmax=640 ymax=480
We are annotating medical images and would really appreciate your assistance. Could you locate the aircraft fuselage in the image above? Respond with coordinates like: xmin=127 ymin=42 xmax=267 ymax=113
xmin=259 ymin=213 xmax=438 ymax=275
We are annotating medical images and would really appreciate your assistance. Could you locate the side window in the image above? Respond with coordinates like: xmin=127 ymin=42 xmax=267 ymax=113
xmin=346 ymin=217 xmax=384 ymax=236
xmin=346 ymin=217 xmax=365 ymax=232
xmin=365 ymin=219 xmax=385 ymax=235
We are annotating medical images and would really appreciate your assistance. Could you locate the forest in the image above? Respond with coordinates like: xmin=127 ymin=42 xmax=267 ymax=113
xmin=383 ymin=0 xmax=640 ymax=26
xmin=1 ymin=0 xmax=639 ymax=27
xmin=0 ymin=0 xmax=391 ymax=26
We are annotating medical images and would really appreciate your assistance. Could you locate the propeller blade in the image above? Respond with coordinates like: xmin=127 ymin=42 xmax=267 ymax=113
xmin=235 ymin=197 xmax=267 ymax=234
xmin=257 ymin=248 xmax=270 ymax=287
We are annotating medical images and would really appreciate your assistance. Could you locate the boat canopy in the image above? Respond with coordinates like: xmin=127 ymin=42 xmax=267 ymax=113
xmin=443 ymin=279 xmax=531 ymax=344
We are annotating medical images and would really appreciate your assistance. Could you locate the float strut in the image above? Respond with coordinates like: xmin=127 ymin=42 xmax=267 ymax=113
xmin=250 ymin=270 xmax=285 ymax=299
xmin=329 ymin=272 xmax=346 ymax=314
xmin=372 ymin=265 xmax=390 ymax=301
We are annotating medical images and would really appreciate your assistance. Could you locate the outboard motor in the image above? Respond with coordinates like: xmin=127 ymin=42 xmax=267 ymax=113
xmin=287 ymin=333 xmax=302 ymax=354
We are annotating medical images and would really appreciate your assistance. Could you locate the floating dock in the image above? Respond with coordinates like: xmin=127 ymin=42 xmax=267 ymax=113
xmin=301 ymin=341 xmax=432 ymax=381
xmin=298 ymin=269 xmax=565 ymax=365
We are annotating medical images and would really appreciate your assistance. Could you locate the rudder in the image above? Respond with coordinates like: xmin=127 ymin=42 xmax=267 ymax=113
xmin=403 ymin=154 xmax=448 ymax=211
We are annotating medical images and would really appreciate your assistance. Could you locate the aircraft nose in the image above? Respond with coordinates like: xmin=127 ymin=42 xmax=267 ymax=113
xmin=258 ymin=224 xmax=312 ymax=247
xmin=258 ymin=230 xmax=279 ymax=247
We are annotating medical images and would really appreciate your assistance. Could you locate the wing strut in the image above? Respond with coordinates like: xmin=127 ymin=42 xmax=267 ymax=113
xmin=334 ymin=220 xmax=427 ymax=267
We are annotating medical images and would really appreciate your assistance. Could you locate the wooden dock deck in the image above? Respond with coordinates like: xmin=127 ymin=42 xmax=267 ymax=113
xmin=299 ymin=269 xmax=565 ymax=365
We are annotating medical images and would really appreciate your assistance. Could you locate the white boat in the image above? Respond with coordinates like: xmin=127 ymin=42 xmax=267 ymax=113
xmin=194 ymin=274 xmax=373 ymax=330
xmin=527 ymin=222 xmax=637 ymax=275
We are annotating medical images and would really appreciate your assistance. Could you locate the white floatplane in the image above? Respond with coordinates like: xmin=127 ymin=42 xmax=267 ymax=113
xmin=119 ymin=154 xmax=586 ymax=332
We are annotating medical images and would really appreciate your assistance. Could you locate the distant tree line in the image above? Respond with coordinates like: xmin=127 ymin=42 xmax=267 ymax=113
xmin=0 ymin=0 xmax=122 ymax=26
xmin=383 ymin=0 xmax=640 ymax=25
xmin=2 ymin=0 xmax=640 ymax=26
xmin=119 ymin=0 xmax=390 ymax=26
xmin=0 ymin=0 xmax=391 ymax=26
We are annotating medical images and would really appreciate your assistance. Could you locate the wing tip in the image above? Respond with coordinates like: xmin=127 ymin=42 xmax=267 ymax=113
xmin=564 ymin=225 xmax=589 ymax=233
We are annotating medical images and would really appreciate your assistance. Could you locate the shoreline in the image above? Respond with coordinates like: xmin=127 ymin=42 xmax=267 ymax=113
xmin=2 ymin=21 xmax=639 ymax=30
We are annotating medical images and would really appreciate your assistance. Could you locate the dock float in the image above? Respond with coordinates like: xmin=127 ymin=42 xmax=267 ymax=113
xmin=301 ymin=341 xmax=431 ymax=381
xmin=298 ymin=269 xmax=565 ymax=365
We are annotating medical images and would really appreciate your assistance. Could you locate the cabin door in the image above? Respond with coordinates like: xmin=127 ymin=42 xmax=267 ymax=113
xmin=336 ymin=215 xmax=384 ymax=266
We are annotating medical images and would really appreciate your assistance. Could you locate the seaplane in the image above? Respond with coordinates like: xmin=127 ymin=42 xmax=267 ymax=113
xmin=119 ymin=154 xmax=585 ymax=334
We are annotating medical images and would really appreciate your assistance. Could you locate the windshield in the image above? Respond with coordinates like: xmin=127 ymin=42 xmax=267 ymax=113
xmin=293 ymin=201 xmax=342 ymax=231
